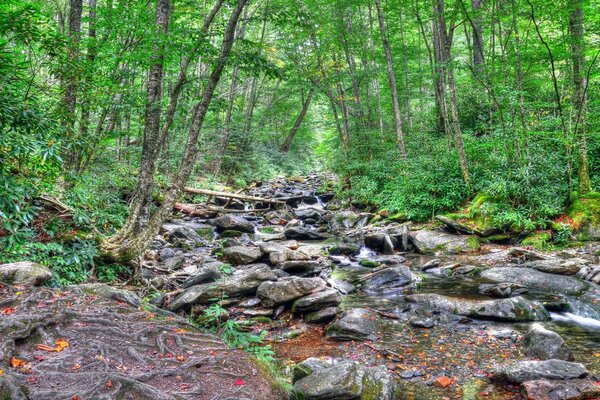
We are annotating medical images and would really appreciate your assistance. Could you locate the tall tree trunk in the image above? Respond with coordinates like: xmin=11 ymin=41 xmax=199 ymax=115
xmin=569 ymin=0 xmax=591 ymax=194
xmin=280 ymin=88 xmax=314 ymax=152
xmin=103 ymin=0 xmax=248 ymax=264
xmin=471 ymin=0 xmax=484 ymax=76
xmin=375 ymin=0 xmax=407 ymax=158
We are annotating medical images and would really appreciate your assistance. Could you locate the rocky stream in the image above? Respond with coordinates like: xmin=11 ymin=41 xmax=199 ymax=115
xmin=2 ymin=174 xmax=600 ymax=399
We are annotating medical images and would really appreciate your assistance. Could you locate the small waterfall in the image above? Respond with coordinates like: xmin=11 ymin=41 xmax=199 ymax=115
xmin=550 ymin=312 xmax=600 ymax=329
xmin=357 ymin=246 xmax=377 ymax=258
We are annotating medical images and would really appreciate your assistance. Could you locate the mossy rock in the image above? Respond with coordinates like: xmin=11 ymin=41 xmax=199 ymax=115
xmin=487 ymin=233 xmax=514 ymax=243
xmin=359 ymin=259 xmax=380 ymax=268
xmin=442 ymin=193 xmax=506 ymax=236
xmin=387 ymin=212 xmax=407 ymax=223
xmin=521 ymin=231 xmax=552 ymax=250
xmin=567 ymin=192 xmax=600 ymax=241
xmin=260 ymin=227 xmax=277 ymax=234
xmin=466 ymin=236 xmax=483 ymax=251
xmin=195 ymin=226 xmax=215 ymax=241
xmin=219 ymin=230 xmax=243 ymax=238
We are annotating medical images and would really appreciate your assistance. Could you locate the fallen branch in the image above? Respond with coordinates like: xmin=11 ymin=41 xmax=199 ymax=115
xmin=37 ymin=194 xmax=73 ymax=215
xmin=184 ymin=187 xmax=285 ymax=204
xmin=174 ymin=203 xmax=272 ymax=216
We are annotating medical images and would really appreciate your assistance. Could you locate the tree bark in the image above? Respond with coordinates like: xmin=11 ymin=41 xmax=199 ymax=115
xmin=280 ymin=88 xmax=314 ymax=152
xmin=569 ymin=0 xmax=591 ymax=194
xmin=471 ymin=0 xmax=484 ymax=76
xmin=375 ymin=0 xmax=407 ymax=158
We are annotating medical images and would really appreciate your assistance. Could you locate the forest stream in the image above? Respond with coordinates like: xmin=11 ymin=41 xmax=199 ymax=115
xmin=2 ymin=174 xmax=600 ymax=400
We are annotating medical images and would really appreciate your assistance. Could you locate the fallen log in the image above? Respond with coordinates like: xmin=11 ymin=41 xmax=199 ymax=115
xmin=174 ymin=203 xmax=272 ymax=216
xmin=183 ymin=187 xmax=285 ymax=204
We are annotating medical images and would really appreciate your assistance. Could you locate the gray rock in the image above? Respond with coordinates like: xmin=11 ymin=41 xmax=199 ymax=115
xmin=480 ymin=267 xmax=588 ymax=295
xmin=294 ymin=362 xmax=362 ymax=400
xmin=406 ymin=294 xmax=548 ymax=322
xmin=295 ymin=208 xmax=323 ymax=222
xmin=330 ymin=211 xmax=360 ymax=230
xmin=522 ymin=259 xmax=587 ymax=276
xmin=361 ymin=266 xmax=415 ymax=291
xmin=326 ymin=308 xmax=378 ymax=341
xmin=435 ymin=215 xmax=478 ymax=235
xmin=479 ymin=283 xmax=529 ymax=298
xmin=259 ymin=242 xmax=288 ymax=254
xmin=256 ymin=277 xmax=327 ymax=307
xmin=223 ymin=246 xmax=262 ymax=265
xmin=420 ymin=259 xmax=442 ymax=271
xmin=409 ymin=230 xmax=472 ymax=255
xmin=327 ymin=243 xmax=361 ymax=256
xmin=280 ymin=260 xmax=321 ymax=276
xmin=162 ymin=255 xmax=185 ymax=270
xmin=159 ymin=248 xmax=175 ymax=261
xmin=182 ymin=263 xmax=223 ymax=288
xmin=492 ymin=360 xmax=589 ymax=384
xmin=165 ymin=226 xmax=204 ymax=246
xmin=410 ymin=318 xmax=434 ymax=328
xmin=521 ymin=323 xmax=574 ymax=361
xmin=293 ymin=289 xmax=342 ymax=314
xmin=361 ymin=366 xmax=400 ymax=400
xmin=211 ymin=215 xmax=255 ymax=233
xmin=79 ymin=283 xmax=141 ymax=307
xmin=521 ymin=379 xmax=600 ymax=400
xmin=0 ymin=261 xmax=52 ymax=286
xmin=292 ymin=358 xmax=332 ymax=383
xmin=304 ymin=307 xmax=339 ymax=323
xmin=168 ymin=264 xmax=277 ymax=311
xmin=284 ymin=226 xmax=326 ymax=240
xmin=364 ymin=233 xmax=385 ymax=250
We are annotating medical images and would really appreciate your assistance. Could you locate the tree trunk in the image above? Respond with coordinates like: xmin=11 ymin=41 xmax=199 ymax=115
xmin=375 ymin=0 xmax=407 ymax=158
xmin=569 ymin=0 xmax=591 ymax=195
xmin=102 ymin=0 xmax=248 ymax=264
xmin=471 ymin=0 xmax=484 ymax=76
xmin=280 ymin=88 xmax=314 ymax=152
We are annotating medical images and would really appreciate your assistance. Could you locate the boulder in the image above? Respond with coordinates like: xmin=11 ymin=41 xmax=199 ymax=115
xmin=165 ymin=226 xmax=204 ymax=246
xmin=0 ymin=261 xmax=52 ymax=286
xmin=364 ymin=233 xmax=385 ymax=250
xmin=522 ymin=259 xmax=587 ymax=276
xmin=159 ymin=247 xmax=176 ymax=261
xmin=211 ymin=215 xmax=255 ymax=233
xmin=294 ymin=362 xmax=362 ymax=400
xmin=493 ymin=360 xmax=589 ymax=384
xmin=327 ymin=243 xmax=361 ymax=256
xmin=280 ymin=260 xmax=322 ymax=276
xmin=521 ymin=379 xmax=600 ymax=400
xmin=478 ymin=283 xmax=529 ymax=298
xmin=406 ymin=294 xmax=549 ymax=322
xmin=521 ymin=323 xmax=574 ymax=361
xmin=295 ymin=208 xmax=323 ymax=222
xmin=256 ymin=277 xmax=327 ymax=307
xmin=259 ymin=242 xmax=288 ymax=254
xmin=168 ymin=264 xmax=277 ymax=311
xmin=223 ymin=246 xmax=262 ymax=265
xmin=304 ymin=307 xmax=339 ymax=323
xmin=436 ymin=215 xmax=478 ymax=235
xmin=361 ymin=266 xmax=415 ymax=291
xmin=292 ymin=358 xmax=332 ymax=383
xmin=330 ymin=211 xmax=360 ymax=230
xmin=162 ymin=255 xmax=185 ymax=271
xmin=409 ymin=230 xmax=473 ymax=255
xmin=292 ymin=289 xmax=342 ymax=314
xmin=182 ymin=263 xmax=223 ymax=288
xmin=326 ymin=308 xmax=379 ymax=341
xmin=284 ymin=226 xmax=326 ymax=240
xmin=480 ymin=267 xmax=588 ymax=295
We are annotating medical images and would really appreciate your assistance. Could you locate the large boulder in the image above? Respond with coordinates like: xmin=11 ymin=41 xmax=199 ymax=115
xmin=168 ymin=264 xmax=277 ymax=311
xmin=521 ymin=379 xmax=600 ymax=400
xmin=0 ymin=261 xmax=52 ymax=286
xmin=304 ymin=307 xmax=339 ymax=323
xmin=294 ymin=362 xmax=362 ymax=400
xmin=284 ymin=226 xmax=326 ymax=240
xmin=292 ymin=289 xmax=342 ymax=314
xmin=521 ymin=323 xmax=574 ymax=361
xmin=165 ymin=226 xmax=205 ymax=247
xmin=280 ymin=260 xmax=322 ymax=276
xmin=223 ymin=246 xmax=262 ymax=265
xmin=360 ymin=266 xmax=416 ymax=291
xmin=211 ymin=215 xmax=255 ymax=234
xmin=182 ymin=262 xmax=223 ymax=288
xmin=480 ymin=267 xmax=588 ymax=295
xmin=326 ymin=308 xmax=379 ymax=341
xmin=493 ymin=360 xmax=589 ymax=384
xmin=406 ymin=294 xmax=549 ymax=322
xmin=409 ymin=230 xmax=475 ymax=255
xmin=256 ymin=277 xmax=327 ymax=307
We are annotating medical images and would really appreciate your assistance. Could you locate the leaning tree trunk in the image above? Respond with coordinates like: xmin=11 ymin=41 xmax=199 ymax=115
xmin=102 ymin=0 xmax=248 ymax=265
xmin=569 ymin=0 xmax=591 ymax=194
xmin=375 ymin=0 xmax=407 ymax=159
xmin=471 ymin=0 xmax=484 ymax=77
xmin=280 ymin=88 xmax=314 ymax=152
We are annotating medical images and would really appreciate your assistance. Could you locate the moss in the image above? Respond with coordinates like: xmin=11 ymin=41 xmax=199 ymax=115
xmin=521 ymin=231 xmax=552 ymax=250
xmin=260 ymin=227 xmax=276 ymax=234
xmin=486 ymin=234 xmax=513 ymax=243
xmin=219 ymin=230 xmax=243 ymax=238
xmin=361 ymin=376 xmax=384 ymax=400
xmin=567 ymin=192 xmax=600 ymax=241
xmin=195 ymin=226 xmax=214 ymax=241
xmin=466 ymin=236 xmax=482 ymax=251
xmin=359 ymin=259 xmax=380 ymax=268
xmin=387 ymin=212 xmax=407 ymax=222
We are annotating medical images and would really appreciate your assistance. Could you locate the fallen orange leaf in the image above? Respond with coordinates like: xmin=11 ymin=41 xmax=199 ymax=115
xmin=176 ymin=355 xmax=185 ymax=362
xmin=0 ymin=307 xmax=14 ymax=315
xmin=434 ymin=376 xmax=454 ymax=388
xmin=10 ymin=357 xmax=26 ymax=368
xmin=0 ymin=369 xmax=3 ymax=375
xmin=55 ymin=338 xmax=69 ymax=351
xmin=37 ymin=344 xmax=57 ymax=352
xmin=72 ymin=364 xmax=81 ymax=370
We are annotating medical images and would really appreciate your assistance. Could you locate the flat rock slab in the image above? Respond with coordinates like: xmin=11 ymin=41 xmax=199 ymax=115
xmin=480 ymin=267 xmax=589 ymax=295
xmin=521 ymin=379 xmax=600 ymax=400
xmin=493 ymin=360 xmax=589 ymax=384
xmin=0 ymin=283 xmax=284 ymax=400
xmin=409 ymin=230 xmax=472 ymax=255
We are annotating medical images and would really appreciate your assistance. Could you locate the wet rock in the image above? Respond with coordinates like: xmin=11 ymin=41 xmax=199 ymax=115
xmin=326 ymin=308 xmax=378 ymax=341
xmin=521 ymin=379 xmax=600 ymax=400
xmin=294 ymin=361 xmax=362 ymax=400
xmin=521 ymin=323 xmax=574 ymax=361
xmin=327 ymin=242 xmax=361 ymax=256
xmin=522 ymin=258 xmax=587 ymax=275
xmin=168 ymin=264 xmax=277 ymax=311
xmin=381 ymin=234 xmax=396 ymax=255
xmin=364 ymin=233 xmax=385 ymax=250
xmin=256 ymin=277 xmax=327 ymax=307
xmin=295 ymin=208 xmax=323 ymax=222
xmin=329 ymin=279 xmax=355 ymax=294
xmin=478 ymin=283 xmax=529 ymax=298
xmin=510 ymin=247 xmax=550 ymax=261
xmin=492 ymin=360 xmax=589 ymax=384
xmin=304 ymin=307 xmax=340 ymax=323
xmin=280 ymin=260 xmax=321 ymax=276
xmin=410 ymin=318 xmax=434 ymax=328
xmin=292 ymin=288 xmax=342 ymax=313
xmin=182 ymin=263 xmax=223 ymax=288
xmin=284 ymin=226 xmax=326 ymax=240
xmin=406 ymin=294 xmax=549 ymax=322
xmin=420 ymin=259 xmax=442 ymax=271
xmin=211 ymin=215 xmax=255 ymax=233
xmin=0 ymin=261 xmax=52 ymax=286
xmin=409 ymin=230 xmax=473 ymax=255
xmin=480 ymin=267 xmax=588 ymax=295
xmin=223 ymin=245 xmax=262 ymax=265
xmin=330 ymin=211 xmax=361 ymax=230
xmin=361 ymin=266 xmax=415 ymax=291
